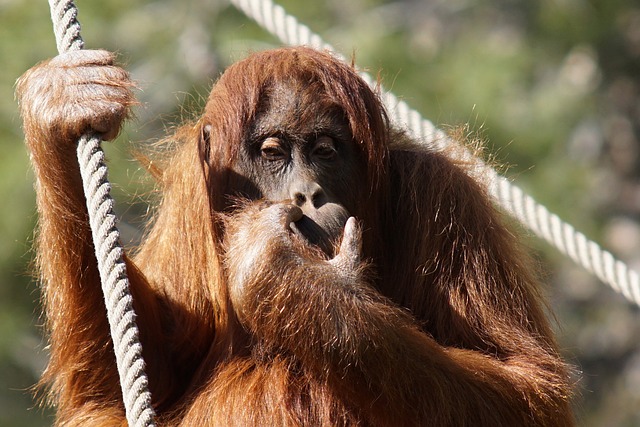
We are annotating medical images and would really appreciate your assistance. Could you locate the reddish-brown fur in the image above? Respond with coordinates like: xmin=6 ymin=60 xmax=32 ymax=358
xmin=17 ymin=47 xmax=574 ymax=426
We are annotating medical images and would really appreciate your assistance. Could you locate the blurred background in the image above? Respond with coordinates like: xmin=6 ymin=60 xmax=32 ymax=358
xmin=1 ymin=0 xmax=639 ymax=425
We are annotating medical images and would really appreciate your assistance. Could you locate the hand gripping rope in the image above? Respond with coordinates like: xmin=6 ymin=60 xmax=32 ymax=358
xmin=47 ymin=1 xmax=156 ymax=426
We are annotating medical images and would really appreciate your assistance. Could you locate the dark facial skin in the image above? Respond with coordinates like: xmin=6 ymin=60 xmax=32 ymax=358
xmin=231 ymin=80 xmax=365 ymax=255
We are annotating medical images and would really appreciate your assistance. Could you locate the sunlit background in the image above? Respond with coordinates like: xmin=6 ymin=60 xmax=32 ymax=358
xmin=1 ymin=0 xmax=639 ymax=425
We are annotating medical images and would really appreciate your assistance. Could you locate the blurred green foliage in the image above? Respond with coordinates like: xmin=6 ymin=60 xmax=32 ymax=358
xmin=1 ymin=0 xmax=638 ymax=425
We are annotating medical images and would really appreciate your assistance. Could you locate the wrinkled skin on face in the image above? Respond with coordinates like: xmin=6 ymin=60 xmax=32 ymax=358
xmin=220 ymin=79 xmax=366 ymax=256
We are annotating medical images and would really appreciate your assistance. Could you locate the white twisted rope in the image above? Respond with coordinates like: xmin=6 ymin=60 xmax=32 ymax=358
xmin=230 ymin=0 xmax=640 ymax=307
xmin=47 ymin=1 xmax=156 ymax=426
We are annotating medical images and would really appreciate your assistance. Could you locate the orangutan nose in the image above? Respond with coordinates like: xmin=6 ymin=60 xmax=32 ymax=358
xmin=291 ymin=181 xmax=326 ymax=209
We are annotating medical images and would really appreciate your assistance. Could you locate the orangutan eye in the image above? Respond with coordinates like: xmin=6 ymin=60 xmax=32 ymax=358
xmin=312 ymin=136 xmax=337 ymax=161
xmin=260 ymin=137 xmax=288 ymax=161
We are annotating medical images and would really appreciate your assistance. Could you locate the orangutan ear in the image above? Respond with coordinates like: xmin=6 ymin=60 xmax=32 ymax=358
xmin=200 ymin=124 xmax=212 ymax=165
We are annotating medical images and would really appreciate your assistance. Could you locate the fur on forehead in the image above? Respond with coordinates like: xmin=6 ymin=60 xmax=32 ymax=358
xmin=202 ymin=47 xmax=390 ymax=184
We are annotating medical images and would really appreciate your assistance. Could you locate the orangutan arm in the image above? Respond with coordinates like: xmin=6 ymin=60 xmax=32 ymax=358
xmin=224 ymin=201 xmax=572 ymax=426
xmin=15 ymin=50 xmax=167 ymax=416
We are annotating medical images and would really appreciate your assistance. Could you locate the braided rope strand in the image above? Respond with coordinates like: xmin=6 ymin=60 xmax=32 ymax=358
xmin=47 ymin=1 xmax=156 ymax=426
xmin=48 ymin=0 xmax=83 ymax=52
xmin=230 ymin=0 xmax=640 ymax=307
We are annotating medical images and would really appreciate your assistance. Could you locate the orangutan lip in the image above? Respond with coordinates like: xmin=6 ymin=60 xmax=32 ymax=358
xmin=289 ymin=215 xmax=337 ymax=256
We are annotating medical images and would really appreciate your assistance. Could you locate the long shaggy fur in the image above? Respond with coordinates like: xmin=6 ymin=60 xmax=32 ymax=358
xmin=17 ymin=47 xmax=574 ymax=426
